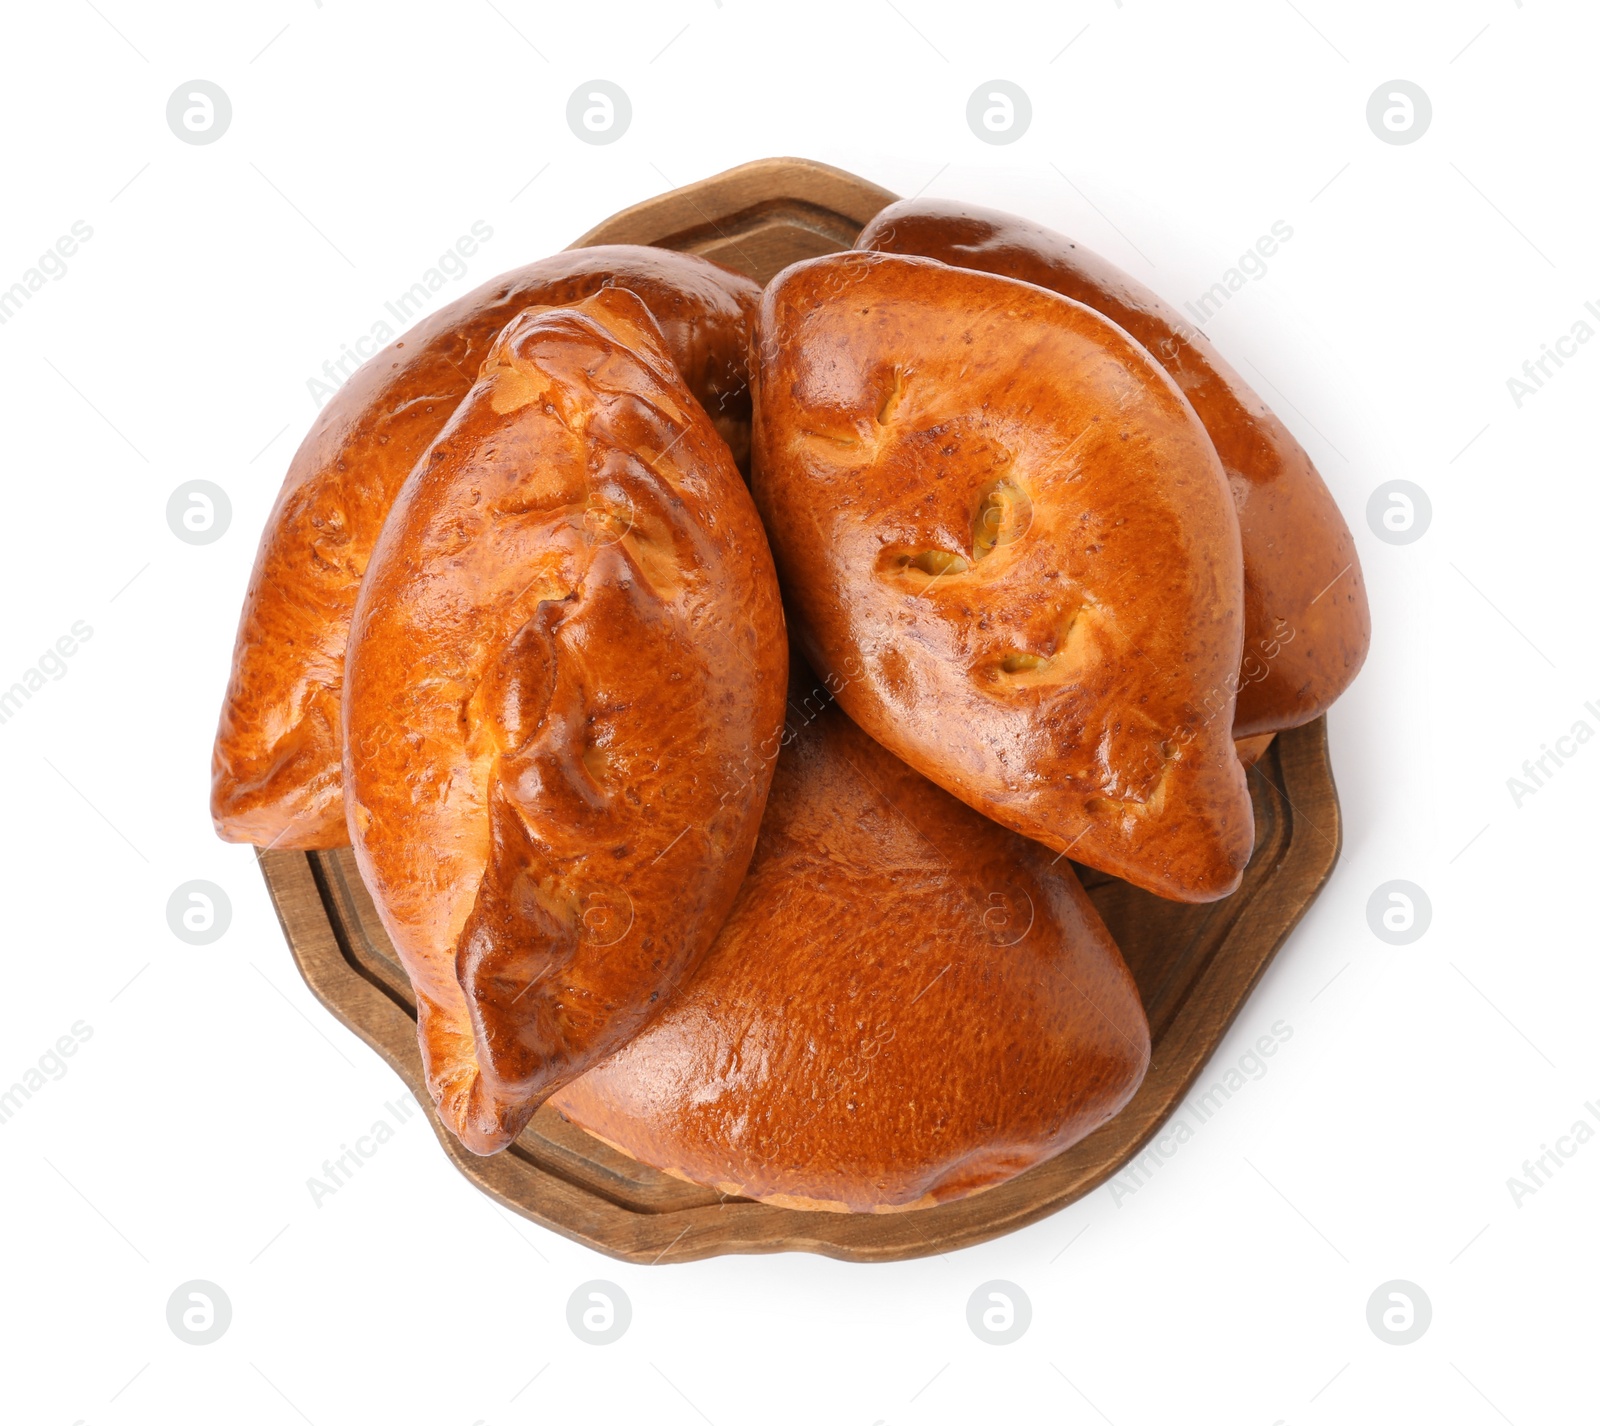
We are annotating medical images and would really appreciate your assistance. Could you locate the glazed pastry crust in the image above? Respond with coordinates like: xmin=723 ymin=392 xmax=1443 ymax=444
xmin=858 ymin=199 xmax=1369 ymax=738
xmin=344 ymin=288 xmax=786 ymax=1154
xmin=752 ymin=250 xmax=1253 ymax=902
xmin=554 ymin=680 xmax=1150 ymax=1213
xmin=213 ymin=246 xmax=761 ymax=850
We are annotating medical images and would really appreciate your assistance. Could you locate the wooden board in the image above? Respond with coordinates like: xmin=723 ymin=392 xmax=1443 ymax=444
xmin=257 ymin=156 xmax=1343 ymax=1264
xmin=573 ymin=155 xmax=896 ymax=286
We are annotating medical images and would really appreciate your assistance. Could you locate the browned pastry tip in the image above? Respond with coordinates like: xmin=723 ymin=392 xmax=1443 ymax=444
xmin=554 ymin=679 xmax=1150 ymax=1212
xmin=1234 ymin=732 xmax=1276 ymax=768
xmin=343 ymin=285 xmax=787 ymax=1154
xmin=858 ymin=198 xmax=1369 ymax=738
xmin=752 ymin=249 xmax=1254 ymax=903
xmin=212 ymin=245 xmax=761 ymax=850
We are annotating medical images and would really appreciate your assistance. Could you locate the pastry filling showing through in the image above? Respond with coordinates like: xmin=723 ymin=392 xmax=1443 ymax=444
xmin=782 ymin=352 xmax=1199 ymax=829
xmin=845 ymin=390 xmax=1182 ymax=818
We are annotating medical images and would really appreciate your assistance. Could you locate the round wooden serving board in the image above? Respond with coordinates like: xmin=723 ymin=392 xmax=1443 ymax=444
xmin=256 ymin=157 xmax=1343 ymax=1264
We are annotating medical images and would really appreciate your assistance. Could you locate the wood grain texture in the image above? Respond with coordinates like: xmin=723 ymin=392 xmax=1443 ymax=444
xmin=256 ymin=156 xmax=1342 ymax=1263
xmin=572 ymin=156 xmax=897 ymax=285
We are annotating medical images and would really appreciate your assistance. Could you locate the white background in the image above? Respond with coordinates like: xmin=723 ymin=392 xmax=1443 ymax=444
xmin=0 ymin=1 xmax=1593 ymax=1422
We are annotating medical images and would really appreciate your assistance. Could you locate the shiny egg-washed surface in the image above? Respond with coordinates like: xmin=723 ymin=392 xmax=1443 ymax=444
xmin=553 ymin=677 xmax=1150 ymax=1213
xmin=858 ymin=199 xmax=1369 ymax=739
xmin=752 ymin=251 xmax=1254 ymax=903
xmin=213 ymin=246 xmax=761 ymax=850
xmin=343 ymin=288 xmax=787 ymax=1154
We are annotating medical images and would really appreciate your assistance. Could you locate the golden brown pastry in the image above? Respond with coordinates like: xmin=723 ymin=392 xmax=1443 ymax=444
xmin=343 ymin=287 xmax=787 ymax=1155
xmin=1234 ymin=732 xmax=1276 ymax=768
xmin=857 ymin=198 xmax=1369 ymax=738
xmin=554 ymin=677 xmax=1150 ymax=1212
xmin=213 ymin=246 xmax=761 ymax=850
xmin=751 ymin=250 xmax=1253 ymax=902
